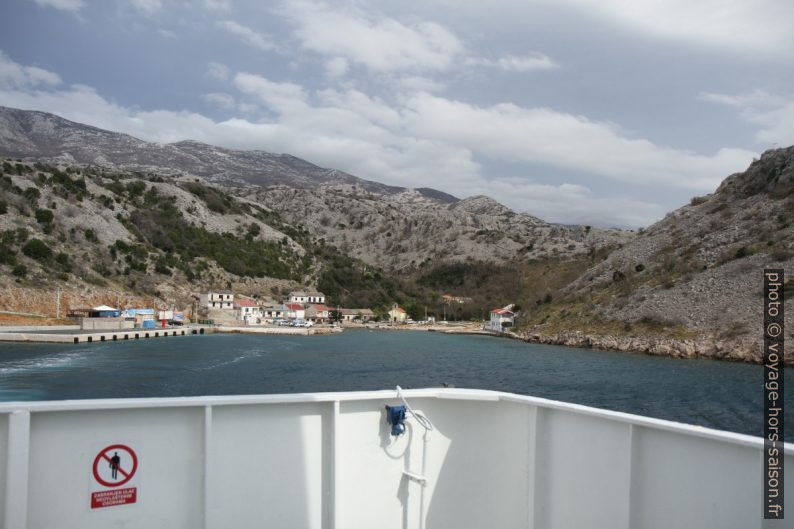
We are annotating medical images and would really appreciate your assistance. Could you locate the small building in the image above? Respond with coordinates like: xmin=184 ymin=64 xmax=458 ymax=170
xmin=288 ymin=291 xmax=326 ymax=304
xmin=200 ymin=291 xmax=234 ymax=310
xmin=79 ymin=305 xmax=132 ymax=330
xmin=122 ymin=308 xmax=156 ymax=327
xmin=234 ymin=298 xmax=263 ymax=324
xmin=285 ymin=303 xmax=306 ymax=321
xmin=305 ymin=304 xmax=330 ymax=323
xmin=388 ymin=305 xmax=407 ymax=323
xmin=261 ymin=303 xmax=287 ymax=322
xmin=89 ymin=305 xmax=120 ymax=318
xmin=339 ymin=308 xmax=375 ymax=322
xmin=489 ymin=307 xmax=515 ymax=331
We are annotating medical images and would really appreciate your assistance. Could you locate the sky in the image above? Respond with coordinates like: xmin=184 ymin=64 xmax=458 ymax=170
xmin=0 ymin=1 xmax=792 ymax=228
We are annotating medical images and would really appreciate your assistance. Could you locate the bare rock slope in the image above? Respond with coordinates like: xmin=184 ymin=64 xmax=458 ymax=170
xmin=525 ymin=147 xmax=794 ymax=363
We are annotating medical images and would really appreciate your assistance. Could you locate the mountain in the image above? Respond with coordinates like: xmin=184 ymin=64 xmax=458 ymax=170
xmin=0 ymin=106 xmax=630 ymax=272
xmin=522 ymin=147 xmax=794 ymax=363
xmin=0 ymin=106 xmax=450 ymax=199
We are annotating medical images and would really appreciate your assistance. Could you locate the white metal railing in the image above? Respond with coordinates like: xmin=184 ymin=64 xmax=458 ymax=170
xmin=0 ymin=389 xmax=790 ymax=529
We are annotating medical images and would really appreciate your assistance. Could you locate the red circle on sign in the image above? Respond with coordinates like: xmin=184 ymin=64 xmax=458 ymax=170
xmin=92 ymin=444 xmax=138 ymax=487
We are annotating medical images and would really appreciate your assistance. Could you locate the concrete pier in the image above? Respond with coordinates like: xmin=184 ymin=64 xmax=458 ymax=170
xmin=0 ymin=326 xmax=207 ymax=344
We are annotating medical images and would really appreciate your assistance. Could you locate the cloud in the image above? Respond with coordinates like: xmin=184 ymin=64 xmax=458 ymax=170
xmin=128 ymin=0 xmax=162 ymax=14
xmin=282 ymin=0 xmax=463 ymax=72
xmin=699 ymin=90 xmax=785 ymax=108
xmin=233 ymin=72 xmax=308 ymax=113
xmin=0 ymin=51 xmax=62 ymax=88
xmin=398 ymin=76 xmax=445 ymax=94
xmin=201 ymin=92 xmax=236 ymax=109
xmin=476 ymin=53 xmax=560 ymax=72
xmin=701 ymin=90 xmax=794 ymax=146
xmin=402 ymin=94 xmax=754 ymax=190
xmin=31 ymin=0 xmax=84 ymax=11
xmin=217 ymin=20 xmax=274 ymax=51
xmin=559 ymin=0 xmax=794 ymax=54
xmin=324 ymin=57 xmax=349 ymax=79
xmin=206 ymin=61 xmax=230 ymax=82
xmin=478 ymin=179 xmax=667 ymax=227
xmin=203 ymin=0 xmax=230 ymax=10
xmin=0 ymin=54 xmax=757 ymax=227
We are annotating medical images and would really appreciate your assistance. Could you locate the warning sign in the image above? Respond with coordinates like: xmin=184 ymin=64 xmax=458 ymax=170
xmin=91 ymin=487 xmax=137 ymax=509
xmin=90 ymin=444 xmax=138 ymax=509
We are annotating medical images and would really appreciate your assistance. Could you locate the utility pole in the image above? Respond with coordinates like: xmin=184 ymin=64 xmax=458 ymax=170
xmin=55 ymin=288 xmax=60 ymax=319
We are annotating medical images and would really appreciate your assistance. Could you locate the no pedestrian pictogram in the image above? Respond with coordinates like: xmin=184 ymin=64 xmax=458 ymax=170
xmin=91 ymin=444 xmax=138 ymax=509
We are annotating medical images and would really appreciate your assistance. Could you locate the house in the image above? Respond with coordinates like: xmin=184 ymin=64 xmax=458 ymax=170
xmin=261 ymin=303 xmax=287 ymax=322
xmin=122 ymin=308 xmax=156 ymax=327
xmin=234 ymin=298 xmax=263 ymax=324
xmin=388 ymin=305 xmax=407 ymax=323
xmin=489 ymin=307 xmax=515 ymax=331
xmin=339 ymin=308 xmax=375 ymax=322
xmin=89 ymin=305 xmax=120 ymax=318
xmin=285 ymin=303 xmax=306 ymax=321
xmin=306 ymin=292 xmax=325 ymax=304
xmin=200 ymin=291 xmax=234 ymax=310
xmin=288 ymin=291 xmax=326 ymax=304
xmin=77 ymin=305 xmax=133 ymax=330
xmin=305 ymin=304 xmax=330 ymax=322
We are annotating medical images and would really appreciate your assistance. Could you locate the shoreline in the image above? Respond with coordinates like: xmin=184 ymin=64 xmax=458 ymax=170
xmin=511 ymin=329 xmax=793 ymax=366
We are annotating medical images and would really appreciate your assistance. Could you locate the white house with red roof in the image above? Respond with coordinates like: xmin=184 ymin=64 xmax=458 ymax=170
xmin=305 ymin=304 xmax=330 ymax=322
xmin=489 ymin=306 xmax=515 ymax=331
xmin=388 ymin=305 xmax=407 ymax=323
xmin=234 ymin=298 xmax=262 ymax=324
xmin=285 ymin=303 xmax=306 ymax=321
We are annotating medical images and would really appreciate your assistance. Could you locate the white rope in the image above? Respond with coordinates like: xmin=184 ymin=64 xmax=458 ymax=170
xmin=396 ymin=386 xmax=434 ymax=432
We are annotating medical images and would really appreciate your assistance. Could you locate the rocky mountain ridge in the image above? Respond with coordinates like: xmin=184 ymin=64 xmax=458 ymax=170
xmin=0 ymin=106 xmax=450 ymax=199
xmin=526 ymin=147 xmax=794 ymax=363
xmin=0 ymin=106 xmax=631 ymax=270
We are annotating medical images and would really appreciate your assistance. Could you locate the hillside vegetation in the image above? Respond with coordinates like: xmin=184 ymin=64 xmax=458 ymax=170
xmin=521 ymin=147 xmax=794 ymax=363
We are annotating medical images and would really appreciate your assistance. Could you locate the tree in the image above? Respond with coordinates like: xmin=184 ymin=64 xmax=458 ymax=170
xmin=329 ymin=310 xmax=342 ymax=323
xmin=12 ymin=264 xmax=27 ymax=278
xmin=22 ymin=238 xmax=52 ymax=261
xmin=35 ymin=208 xmax=54 ymax=224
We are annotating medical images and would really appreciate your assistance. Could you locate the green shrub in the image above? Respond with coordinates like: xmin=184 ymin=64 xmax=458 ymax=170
xmin=35 ymin=208 xmax=54 ymax=224
xmin=22 ymin=238 xmax=52 ymax=260
xmin=84 ymin=228 xmax=98 ymax=242
xmin=0 ymin=200 xmax=7 ymax=214
xmin=12 ymin=264 xmax=27 ymax=277
xmin=634 ymin=263 xmax=645 ymax=272
xmin=55 ymin=252 xmax=71 ymax=271
xmin=23 ymin=187 xmax=41 ymax=203
xmin=0 ymin=244 xmax=16 ymax=265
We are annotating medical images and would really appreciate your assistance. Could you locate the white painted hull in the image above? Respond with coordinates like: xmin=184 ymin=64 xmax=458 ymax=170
xmin=1 ymin=389 xmax=790 ymax=528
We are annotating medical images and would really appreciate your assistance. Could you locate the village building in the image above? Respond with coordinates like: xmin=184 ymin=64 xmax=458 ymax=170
xmin=388 ymin=305 xmax=407 ymax=323
xmin=305 ymin=304 xmax=330 ymax=323
xmin=489 ymin=307 xmax=515 ymax=331
xmin=122 ymin=308 xmax=156 ymax=328
xmin=70 ymin=305 xmax=133 ymax=330
xmin=339 ymin=308 xmax=376 ymax=322
xmin=234 ymin=298 xmax=263 ymax=324
xmin=261 ymin=303 xmax=287 ymax=322
xmin=288 ymin=291 xmax=326 ymax=304
xmin=200 ymin=291 xmax=234 ymax=310
xmin=285 ymin=303 xmax=306 ymax=321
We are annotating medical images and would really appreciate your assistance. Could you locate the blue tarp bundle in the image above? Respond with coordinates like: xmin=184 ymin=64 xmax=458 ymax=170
xmin=385 ymin=405 xmax=406 ymax=436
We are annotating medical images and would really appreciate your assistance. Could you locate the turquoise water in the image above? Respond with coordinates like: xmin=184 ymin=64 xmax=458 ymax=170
xmin=0 ymin=330 xmax=788 ymax=438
